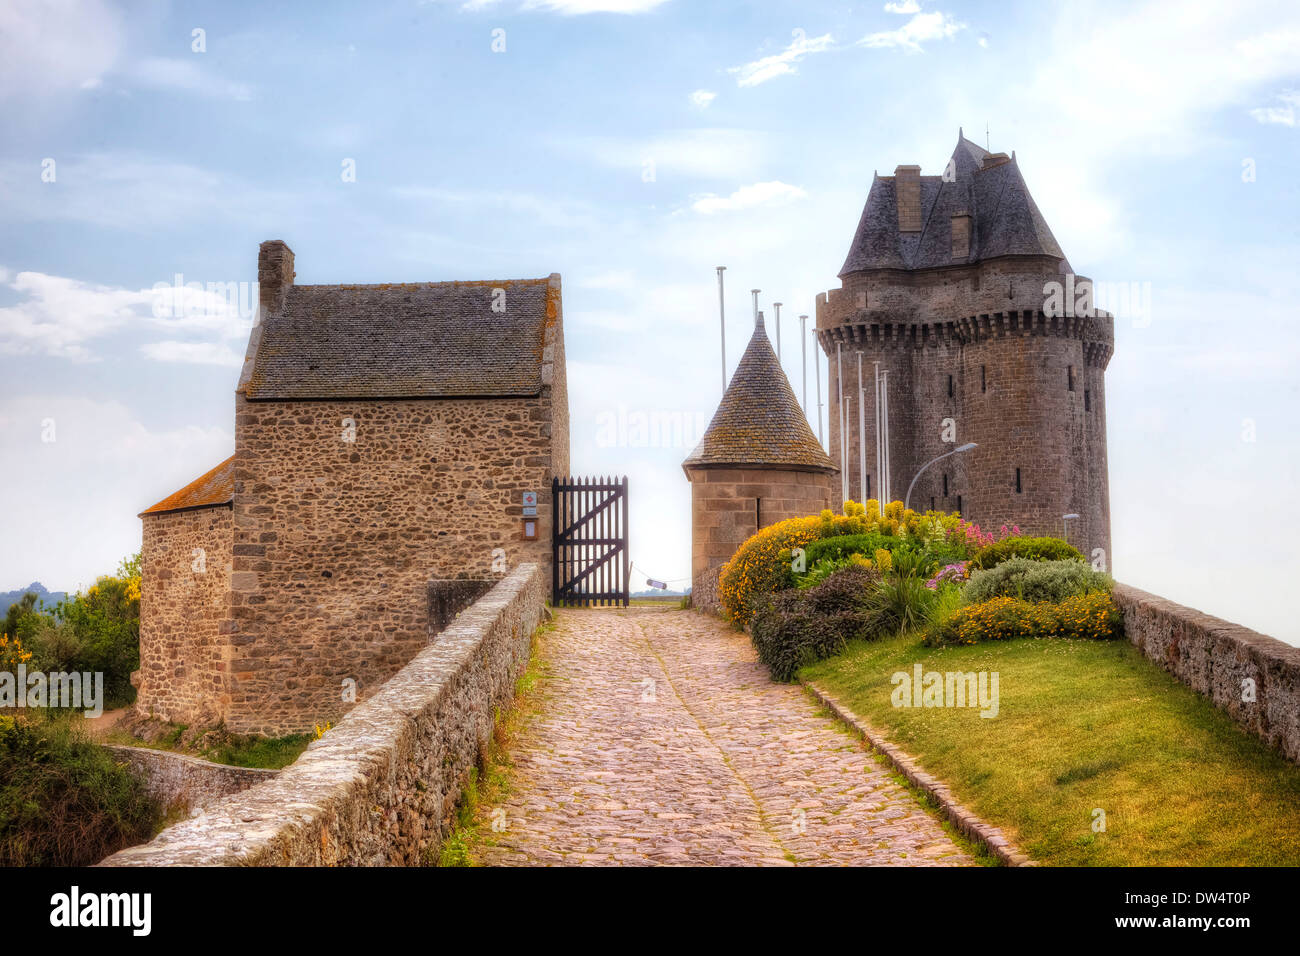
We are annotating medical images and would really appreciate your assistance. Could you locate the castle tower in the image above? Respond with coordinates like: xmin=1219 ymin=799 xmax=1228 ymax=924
xmin=817 ymin=131 xmax=1114 ymax=564
xmin=683 ymin=311 xmax=838 ymax=595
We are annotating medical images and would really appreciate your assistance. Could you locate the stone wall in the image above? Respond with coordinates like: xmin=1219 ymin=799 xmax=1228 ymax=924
xmin=691 ymin=564 xmax=723 ymax=616
xmin=817 ymin=256 xmax=1113 ymax=566
xmin=687 ymin=465 xmax=834 ymax=593
xmin=1113 ymin=584 xmax=1300 ymax=764
xmin=225 ymin=391 xmax=562 ymax=735
xmin=105 ymin=744 xmax=277 ymax=812
xmin=135 ymin=507 xmax=232 ymax=725
xmin=100 ymin=563 xmax=545 ymax=866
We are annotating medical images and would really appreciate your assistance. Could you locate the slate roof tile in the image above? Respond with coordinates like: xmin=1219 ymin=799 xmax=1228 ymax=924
xmin=684 ymin=318 xmax=836 ymax=472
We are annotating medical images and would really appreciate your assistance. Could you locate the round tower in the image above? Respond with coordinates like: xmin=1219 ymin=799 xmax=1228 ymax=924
xmin=818 ymin=131 xmax=1114 ymax=566
xmin=683 ymin=312 xmax=838 ymax=596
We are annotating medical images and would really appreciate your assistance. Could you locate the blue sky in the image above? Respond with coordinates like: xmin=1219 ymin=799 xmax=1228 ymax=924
xmin=1 ymin=0 xmax=1298 ymax=641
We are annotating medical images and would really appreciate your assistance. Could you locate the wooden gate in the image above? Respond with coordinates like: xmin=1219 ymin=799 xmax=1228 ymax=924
xmin=552 ymin=475 xmax=629 ymax=607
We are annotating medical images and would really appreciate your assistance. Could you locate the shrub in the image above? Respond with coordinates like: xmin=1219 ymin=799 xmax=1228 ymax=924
xmin=864 ymin=573 xmax=938 ymax=636
xmin=750 ymin=565 xmax=883 ymax=681
xmin=721 ymin=501 xmax=994 ymax=626
xmin=0 ymin=716 xmax=161 ymax=865
xmin=965 ymin=558 xmax=1112 ymax=605
xmin=968 ymin=536 xmax=1084 ymax=571
xmin=925 ymin=590 xmax=1123 ymax=647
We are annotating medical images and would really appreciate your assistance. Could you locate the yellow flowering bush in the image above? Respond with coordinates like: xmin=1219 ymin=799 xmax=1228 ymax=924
xmin=719 ymin=500 xmax=988 ymax=627
xmin=926 ymin=590 xmax=1122 ymax=647
xmin=0 ymin=633 xmax=32 ymax=672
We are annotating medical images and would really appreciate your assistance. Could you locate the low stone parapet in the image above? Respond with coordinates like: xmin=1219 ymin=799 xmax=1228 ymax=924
xmin=1113 ymin=583 xmax=1300 ymax=764
xmin=104 ymin=745 xmax=277 ymax=812
xmin=100 ymin=563 xmax=546 ymax=866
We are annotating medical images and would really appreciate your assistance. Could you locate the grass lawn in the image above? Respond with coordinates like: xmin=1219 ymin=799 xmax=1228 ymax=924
xmin=800 ymin=632 xmax=1300 ymax=866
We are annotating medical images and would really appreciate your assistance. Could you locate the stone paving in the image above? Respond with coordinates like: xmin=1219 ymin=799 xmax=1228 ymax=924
xmin=477 ymin=608 xmax=972 ymax=866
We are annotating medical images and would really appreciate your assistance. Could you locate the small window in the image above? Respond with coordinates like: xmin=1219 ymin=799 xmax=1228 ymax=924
xmin=1068 ymin=365 xmax=1075 ymax=391
xmin=943 ymin=473 xmax=949 ymax=497
xmin=947 ymin=374 xmax=954 ymax=398
xmin=756 ymin=497 xmax=762 ymax=530
xmin=981 ymin=365 xmax=987 ymax=393
xmin=866 ymin=474 xmax=872 ymax=499
xmin=956 ymin=494 xmax=963 ymax=515
xmin=1015 ymin=468 xmax=1022 ymax=494
xmin=930 ymin=496 xmax=936 ymax=511
xmin=1085 ymin=389 xmax=1091 ymax=411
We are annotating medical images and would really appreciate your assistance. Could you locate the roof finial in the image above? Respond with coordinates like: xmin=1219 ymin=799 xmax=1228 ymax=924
xmin=756 ymin=309 xmax=765 ymax=330
xmin=959 ymin=125 xmax=964 ymax=139
xmin=986 ymin=122 xmax=990 ymax=151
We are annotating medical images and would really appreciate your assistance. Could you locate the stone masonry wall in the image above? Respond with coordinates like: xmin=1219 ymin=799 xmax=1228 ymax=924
xmin=135 ymin=507 xmax=232 ymax=725
xmin=1113 ymin=584 xmax=1300 ymax=764
xmin=105 ymin=744 xmax=277 ymax=812
xmin=100 ymin=563 xmax=545 ymax=866
xmin=687 ymin=465 xmax=834 ymax=593
xmin=226 ymin=393 xmax=559 ymax=735
xmin=817 ymin=256 xmax=1113 ymax=565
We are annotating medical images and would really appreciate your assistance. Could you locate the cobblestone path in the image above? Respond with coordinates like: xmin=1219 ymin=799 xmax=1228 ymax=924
xmin=477 ymin=608 xmax=972 ymax=866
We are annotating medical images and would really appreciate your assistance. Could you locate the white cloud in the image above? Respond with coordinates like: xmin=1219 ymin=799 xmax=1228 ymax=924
xmin=729 ymin=32 xmax=834 ymax=88
xmin=523 ymin=0 xmax=670 ymax=12
xmin=0 ymin=0 xmax=123 ymax=101
xmin=1248 ymin=89 xmax=1300 ymax=126
xmin=883 ymin=0 xmax=921 ymax=12
xmin=140 ymin=341 xmax=246 ymax=368
xmin=860 ymin=11 xmax=965 ymax=52
xmin=126 ymin=57 xmax=253 ymax=101
xmin=0 ymin=269 xmax=251 ymax=361
xmin=438 ymin=0 xmax=668 ymax=11
xmin=691 ymin=181 xmax=808 ymax=214
xmin=556 ymin=128 xmax=769 ymax=179
xmin=0 ymin=395 xmax=232 ymax=591
xmin=689 ymin=89 xmax=717 ymax=110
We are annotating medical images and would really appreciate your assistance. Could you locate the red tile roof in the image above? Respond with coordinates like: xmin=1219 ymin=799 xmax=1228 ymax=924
xmin=140 ymin=456 xmax=235 ymax=516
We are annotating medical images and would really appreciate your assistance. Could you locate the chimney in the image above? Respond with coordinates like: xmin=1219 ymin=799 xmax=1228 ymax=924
xmin=257 ymin=240 xmax=295 ymax=320
xmin=951 ymin=210 xmax=971 ymax=259
xmin=894 ymin=165 xmax=921 ymax=232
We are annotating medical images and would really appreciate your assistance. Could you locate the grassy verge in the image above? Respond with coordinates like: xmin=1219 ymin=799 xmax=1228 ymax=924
xmin=103 ymin=721 xmax=310 ymax=770
xmin=800 ymin=631 xmax=1300 ymax=866
xmin=434 ymin=615 xmax=557 ymax=866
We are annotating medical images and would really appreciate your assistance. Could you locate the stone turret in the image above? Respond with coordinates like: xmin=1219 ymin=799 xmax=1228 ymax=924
xmin=683 ymin=312 xmax=837 ymax=597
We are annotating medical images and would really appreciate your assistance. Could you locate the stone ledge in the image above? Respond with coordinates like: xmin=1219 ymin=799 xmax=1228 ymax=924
xmin=99 ymin=562 xmax=545 ymax=867
xmin=800 ymin=679 xmax=1035 ymax=867
xmin=1112 ymin=582 xmax=1300 ymax=764
xmin=104 ymin=745 xmax=278 ymax=813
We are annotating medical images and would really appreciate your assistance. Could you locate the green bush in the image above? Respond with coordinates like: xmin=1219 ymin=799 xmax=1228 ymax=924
xmin=0 ymin=716 xmax=161 ymax=865
xmin=751 ymin=565 xmax=883 ymax=681
xmin=925 ymin=591 xmax=1124 ymax=647
xmin=965 ymin=558 xmax=1112 ymax=605
xmin=864 ymin=573 xmax=939 ymax=636
xmin=968 ymin=536 xmax=1083 ymax=571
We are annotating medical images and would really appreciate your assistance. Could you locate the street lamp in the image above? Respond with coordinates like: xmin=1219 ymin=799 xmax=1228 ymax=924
xmin=1062 ymin=513 xmax=1080 ymax=543
xmin=904 ymin=442 xmax=978 ymax=512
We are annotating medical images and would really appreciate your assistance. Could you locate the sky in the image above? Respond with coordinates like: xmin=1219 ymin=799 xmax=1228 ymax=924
xmin=1 ymin=0 xmax=1298 ymax=642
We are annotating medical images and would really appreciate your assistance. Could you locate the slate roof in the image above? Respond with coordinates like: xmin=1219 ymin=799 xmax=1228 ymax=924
xmin=240 ymin=277 xmax=555 ymax=400
xmin=839 ymin=132 xmax=1071 ymax=277
xmin=683 ymin=317 xmax=836 ymax=473
xmin=141 ymin=456 xmax=234 ymax=516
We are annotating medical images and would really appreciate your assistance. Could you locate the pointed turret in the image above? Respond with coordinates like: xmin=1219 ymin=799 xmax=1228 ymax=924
xmin=684 ymin=312 xmax=837 ymax=608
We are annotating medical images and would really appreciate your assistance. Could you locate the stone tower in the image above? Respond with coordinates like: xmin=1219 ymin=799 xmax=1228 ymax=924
xmin=817 ymin=132 xmax=1114 ymax=564
xmin=683 ymin=311 xmax=838 ymax=598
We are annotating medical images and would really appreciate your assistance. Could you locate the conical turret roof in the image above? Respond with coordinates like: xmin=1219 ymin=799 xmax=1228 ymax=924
xmin=683 ymin=316 xmax=836 ymax=473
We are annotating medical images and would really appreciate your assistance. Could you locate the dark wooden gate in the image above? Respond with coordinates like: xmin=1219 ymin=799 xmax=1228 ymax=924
xmin=552 ymin=475 xmax=629 ymax=607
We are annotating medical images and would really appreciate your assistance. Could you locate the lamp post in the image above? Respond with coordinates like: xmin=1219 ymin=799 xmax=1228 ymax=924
xmin=904 ymin=443 xmax=978 ymax=512
xmin=773 ymin=302 xmax=782 ymax=361
xmin=1062 ymin=513 xmax=1080 ymax=543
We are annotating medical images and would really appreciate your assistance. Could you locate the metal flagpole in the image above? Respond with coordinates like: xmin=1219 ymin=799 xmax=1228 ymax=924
xmin=857 ymin=353 xmax=866 ymax=505
xmin=882 ymin=370 xmax=891 ymax=506
xmin=814 ymin=328 xmax=823 ymax=445
xmin=773 ymin=302 xmax=782 ymax=361
xmin=715 ymin=267 xmax=726 ymax=394
xmin=836 ymin=340 xmax=847 ymax=504
xmin=799 ymin=314 xmax=808 ymax=412
xmin=874 ymin=361 xmax=882 ymax=505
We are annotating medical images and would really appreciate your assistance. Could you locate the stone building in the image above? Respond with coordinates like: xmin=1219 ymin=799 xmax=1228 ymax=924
xmin=818 ymin=132 xmax=1114 ymax=562
xmin=683 ymin=312 xmax=837 ymax=599
xmin=136 ymin=240 xmax=569 ymax=734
